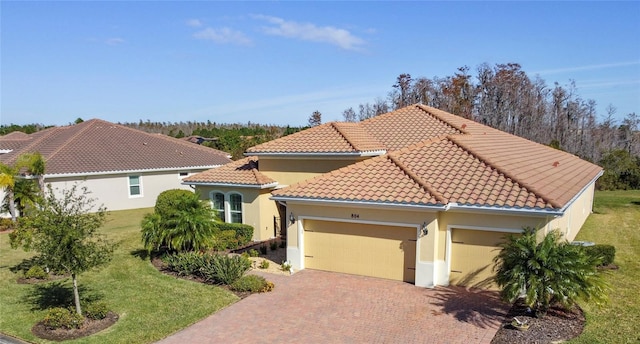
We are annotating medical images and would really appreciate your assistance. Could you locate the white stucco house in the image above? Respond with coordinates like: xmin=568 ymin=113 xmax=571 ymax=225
xmin=0 ymin=119 xmax=232 ymax=212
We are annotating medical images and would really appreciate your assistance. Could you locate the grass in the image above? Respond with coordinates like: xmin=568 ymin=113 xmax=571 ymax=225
xmin=570 ymin=190 xmax=640 ymax=344
xmin=0 ymin=208 xmax=238 ymax=344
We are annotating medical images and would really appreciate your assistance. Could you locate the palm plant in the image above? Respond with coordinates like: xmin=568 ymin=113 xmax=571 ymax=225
xmin=0 ymin=162 xmax=19 ymax=222
xmin=493 ymin=227 xmax=609 ymax=317
xmin=141 ymin=190 xmax=217 ymax=252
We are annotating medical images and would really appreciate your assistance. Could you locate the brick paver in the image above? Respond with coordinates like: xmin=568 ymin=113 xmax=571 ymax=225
xmin=157 ymin=270 xmax=509 ymax=344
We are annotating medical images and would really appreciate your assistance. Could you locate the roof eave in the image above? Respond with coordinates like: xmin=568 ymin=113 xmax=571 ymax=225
xmin=269 ymin=196 xmax=446 ymax=212
xmin=184 ymin=181 xmax=279 ymax=189
xmin=558 ymin=169 xmax=604 ymax=213
xmin=444 ymin=202 xmax=564 ymax=217
xmin=45 ymin=165 xmax=224 ymax=178
xmin=245 ymin=150 xmax=386 ymax=158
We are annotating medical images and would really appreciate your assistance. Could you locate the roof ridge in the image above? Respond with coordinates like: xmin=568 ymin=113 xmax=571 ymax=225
xmin=330 ymin=122 xmax=360 ymax=151
xmin=386 ymin=153 xmax=446 ymax=204
xmin=447 ymin=135 xmax=561 ymax=208
xmin=416 ymin=104 xmax=469 ymax=134
xmin=109 ymin=121 xmax=231 ymax=157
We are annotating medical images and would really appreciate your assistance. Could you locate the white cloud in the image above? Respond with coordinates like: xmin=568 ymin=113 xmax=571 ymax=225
xmin=186 ymin=19 xmax=203 ymax=28
xmin=105 ymin=38 xmax=124 ymax=46
xmin=251 ymin=14 xmax=365 ymax=51
xmin=534 ymin=61 xmax=640 ymax=75
xmin=193 ymin=27 xmax=252 ymax=46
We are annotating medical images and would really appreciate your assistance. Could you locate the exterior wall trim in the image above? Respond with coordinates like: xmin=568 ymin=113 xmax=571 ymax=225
xmin=444 ymin=225 xmax=524 ymax=286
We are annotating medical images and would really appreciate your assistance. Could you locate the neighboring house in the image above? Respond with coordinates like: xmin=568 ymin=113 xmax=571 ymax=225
xmin=185 ymin=104 xmax=603 ymax=289
xmin=0 ymin=119 xmax=231 ymax=213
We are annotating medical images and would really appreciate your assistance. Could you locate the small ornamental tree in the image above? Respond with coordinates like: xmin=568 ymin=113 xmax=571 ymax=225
xmin=9 ymin=184 xmax=114 ymax=316
xmin=493 ymin=227 xmax=608 ymax=317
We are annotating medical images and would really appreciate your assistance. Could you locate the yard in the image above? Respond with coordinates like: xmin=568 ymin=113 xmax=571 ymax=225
xmin=0 ymin=208 xmax=238 ymax=344
xmin=0 ymin=192 xmax=639 ymax=343
xmin=570 ymin=190 xmax=640 ymax=343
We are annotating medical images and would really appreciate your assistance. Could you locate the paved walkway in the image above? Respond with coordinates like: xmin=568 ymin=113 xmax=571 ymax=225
xmin=157 ymin=270 xmax=509 ymax=344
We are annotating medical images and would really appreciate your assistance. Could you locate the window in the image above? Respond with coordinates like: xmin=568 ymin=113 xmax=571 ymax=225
xmin=210 ymin=191 xmax=243 ymax=224
xmin=229 ymin=194 xmax=243 ymax=223
xmin=128 ymin=176 xmax=141 ymax=196
xmin=212 ymin=192 xmax=225 ymax=222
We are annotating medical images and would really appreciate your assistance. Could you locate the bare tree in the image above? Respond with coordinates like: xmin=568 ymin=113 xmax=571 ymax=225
xmin=342 ymin=107 xmax=357 ymax=122
xmin=308 ymin=111 xmax=322 ymax=127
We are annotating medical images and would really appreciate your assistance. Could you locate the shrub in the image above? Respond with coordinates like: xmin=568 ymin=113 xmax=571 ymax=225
xmin=211 ymin=229 xmax=240 ymax=251
xmin=0 ymin=218 xmax=14 ymax=231
xmin=241 ymin=252 xmax=249 ymax=259
xmin=259 ymin=245 xmax=267 ymax=255
xmin=164 ymin=251 xmax=205 ymax=277
xmin=200 ymin=254 xmax=251 ymax=285
xmin=583 ymin=244 xmax=616 ymax=266
xmin=494 ymin=227 xmax=608 ymax=316
xmin=141 ymin=190 xmax=217 ymax=252
xmin=214 ymin=222 xmax=254 ymax=246
xmin=25 ymin=265 xmax=49 ymax=280
xmin=270 ymin=241 xmax=278 ymax=251
xmin=84 ymin=301 xmax=109 ymax=320
xmin=230 ymin=275 xmax=268 ymax=293
xmin=279 ymin=240 xmax=286 ymax=249
xmin=43 ymin=307 xmax=84 ymax=329
xmin=281 ymin=261 xmax=292 ymax=273
xmin=259 ymin=260 xmax=270 ymax=269
xmin=248 ymin=249 xmax=259 ymax=257
xmin=262 ymin=281 xmax=275 ymax=292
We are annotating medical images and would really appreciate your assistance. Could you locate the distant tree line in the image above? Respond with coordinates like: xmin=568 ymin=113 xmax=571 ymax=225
xmin=342 ymin=63 xmax=639 ymax=190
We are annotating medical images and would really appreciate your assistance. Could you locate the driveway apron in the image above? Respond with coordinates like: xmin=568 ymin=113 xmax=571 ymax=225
xmin=157 ymin=269 xmax=509 ymax=344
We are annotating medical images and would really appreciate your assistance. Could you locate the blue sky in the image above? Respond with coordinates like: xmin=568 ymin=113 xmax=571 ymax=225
xmin=1 ymin=1 xmax=639 ymax=127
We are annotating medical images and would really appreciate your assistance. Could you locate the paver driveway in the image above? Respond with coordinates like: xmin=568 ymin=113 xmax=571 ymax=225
xmin=157 ymin=270 xmax=509 ymax=344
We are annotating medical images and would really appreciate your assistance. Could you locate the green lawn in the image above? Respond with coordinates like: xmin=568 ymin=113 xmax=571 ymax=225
xmin=571 ymin=190 xmax=640 ymax=344
xmin=0 ymin=208 xmax=238 ymax=344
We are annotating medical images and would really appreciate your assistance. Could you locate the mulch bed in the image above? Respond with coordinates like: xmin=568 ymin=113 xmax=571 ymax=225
xmin=491 ymin=300 xmax=585 ymax=344
xmin=32 ymin=312 xmax=119 ymax=341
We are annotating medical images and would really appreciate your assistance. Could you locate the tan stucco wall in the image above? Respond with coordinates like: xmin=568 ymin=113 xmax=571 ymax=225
xmin=258 ymin=157 xmax=367 ymax=186
xmin=194 ymin=185 xmax=278 ymax=241
xmin=546 ymin=182 xmax=595 ymax=241
xmin=47 ymin=170 xmax=205 ymax=212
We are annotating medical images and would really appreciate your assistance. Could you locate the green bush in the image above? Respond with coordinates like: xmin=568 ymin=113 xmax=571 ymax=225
xmin=230 ymin=275 xmax=268 ymax=293
xmin=84 ymin=301 xmax=109 ymax=320
xmin=583 ymin=244 xmax=616 ymax=266
xmin=259 ymin=260 xmax=269 ymax=269
xmin=211 ymin=230 xmax=239 ymax=251
xmin=279 ymin=240 xmax=286 ymax=248
xmin=270 ymin=241 xmax=278 ymax=251
xmin=281 ymin=261 xmax=292 ymax=272
xmin=200 ymin=254 xmax=251 ymax=285
xmin=163 ymin=251 xmax=206 ymax=277
xmin=141 ymin=190 xmax=217 ymax=252
xmin=154 ymin=189 xmax=196 ymax=218
xmin=25 ymin=265 xmax=49 ymax=280
xmin=0 ymin=218 xmax=14 ymax=231
xmin=259 ymin=245 xmax=267 ymax=255
xmin=248 ymin=249 xmax=259 ymax=257
xmin=42 ymin=307 xmax=84 ymax=329
xmin=214 ymin=222 xmax=254 ymax=246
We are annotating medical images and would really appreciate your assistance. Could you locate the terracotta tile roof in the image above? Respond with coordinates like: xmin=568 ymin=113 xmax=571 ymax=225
xmin=246 ymin=122 xmax=386 ymax=154
xmin=183 ymin=157 xmax=277 ymax=188
xmin=0 ymin=119 xmax=232 ymax=175
xmin=271 ymin=154 xmax=440 ymax=205
xmin=360 ymin=105 xmax=463 ymax=151
xmin=271 ymin=104 xmax=602 ymax=210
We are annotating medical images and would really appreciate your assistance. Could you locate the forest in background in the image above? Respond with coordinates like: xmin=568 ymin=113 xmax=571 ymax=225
xmin=1 ymin=62 xmax=638 ymax=190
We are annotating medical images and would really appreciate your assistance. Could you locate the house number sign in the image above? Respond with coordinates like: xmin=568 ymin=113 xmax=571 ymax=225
xmin=351 ymin=213 xmax=360 ymax=219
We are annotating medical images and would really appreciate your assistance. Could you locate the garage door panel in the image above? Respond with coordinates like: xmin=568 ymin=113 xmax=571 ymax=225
xmin=304 ymin=220 xmax=416 ymax=283
xmin=450 ymin=229 xmax=508 ymax=290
